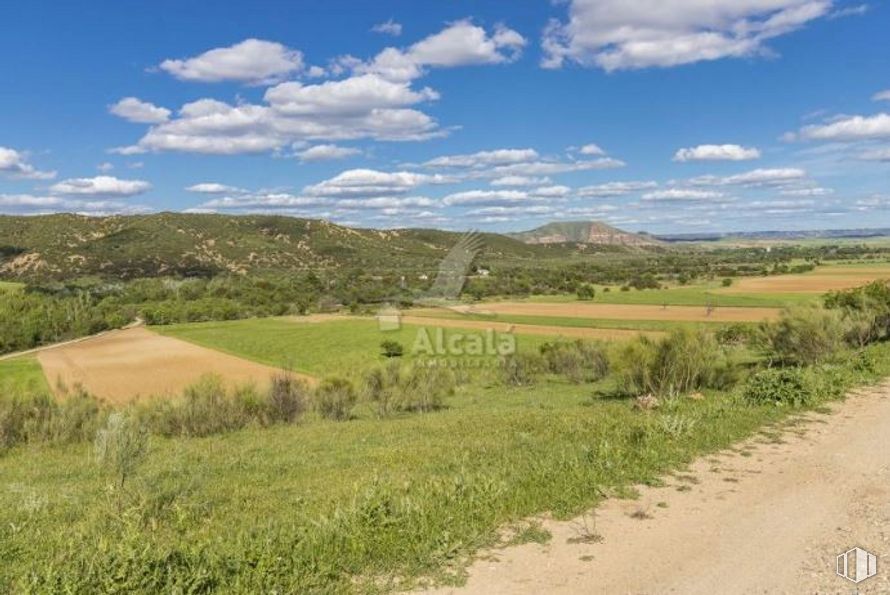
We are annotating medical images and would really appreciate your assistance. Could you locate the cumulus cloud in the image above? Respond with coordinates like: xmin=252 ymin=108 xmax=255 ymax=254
xmin=576 ymin=181 xmax=657 ymax=197
xmin=442 ymin=189 xmax=532 ymax=206
xmin=797 ymin=113 xmax=890 ymax=141
xmin=780 ymin=186 xmax=834 ymax=196
xmin=642 ymin=188 xmax=726 ymax=201
xmin=874 ymin=90 xmax=890 ymax=102
xmin=578 ymin=143 xmax=606 ymax=156
xmin=303 ymin=168 xmax=448 ymax=198
xmin=360 ymin=20 xmax=526 ymax=82
xmin=195 ymin=192 xmax=325 ymax=211
xmin=49 ymin=175 xmax=152 ymax=197
xmin=295 ymin=144 xmax=362 ymax=162
xmin=0 ymin=147 xmax=56 ymax=180
xmin=542 ymin=0 xmax=833 ymax=71
xmin=673 ymin=144 xmax=761 ymax=162
xmin=186 ymin=183 xmax=245 ymax=194
xmin=690 ymin=168 xmax=807 ymax=186
xmin=485 ymin=158 xmax=625 ymax=178
xmin=0 ymin=194 xmax=151 ymax=215
xmin=372 ymin=19 xmax=403 ymax=36
xmin=159 ymin=39 xmax=304 ymax=84
xmin=858 ymin=148 xmax=890 ymax=161
xmin=425 ymin=148 xmax=538 ymax=168
xmin=490 ymin=175 xmax=552 ymax=187
xmin=109 ymin=97 xmax=171 ymax=123
xmin=97 ymin=162 xmax=114 ymax=173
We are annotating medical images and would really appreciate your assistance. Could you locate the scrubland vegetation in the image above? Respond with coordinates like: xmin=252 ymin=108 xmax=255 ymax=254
xmin=4 ymin=279 xmax=890 ymax=592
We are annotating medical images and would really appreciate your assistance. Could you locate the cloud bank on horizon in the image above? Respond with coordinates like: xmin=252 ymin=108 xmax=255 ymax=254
xmin=0 ymin=0 xmax=887 ymax=233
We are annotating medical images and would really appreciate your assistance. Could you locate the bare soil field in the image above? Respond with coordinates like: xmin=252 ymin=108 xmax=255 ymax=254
xmin=398 ymin=316 xmax=663 ymax=340
xmin=720 ymin=266 xmax=890 ymax=294
xmin=37 ymin=327 xmax=299 ymax=404
xmin=445 ymin=303 xmax=781 ymax=323
xmin=424 ymin=383 xmax=890 ymax=595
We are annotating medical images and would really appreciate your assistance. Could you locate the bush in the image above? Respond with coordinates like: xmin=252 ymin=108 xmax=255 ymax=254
xmin=576 ymin=284 xmax=595 ymax=301
xmin=266 ymin=373 xmax=308 ymax=423
xmin=362 ymin=363 xmax=454 ymax=415
xmin=758 ymin=307 xmax=846 ymax=366
xmin=380 ymin=340 xmax=404 ymax=358
xmin=95 ymin=411 xmax=149 ymax=488
xmin=742 ymin=368 xmax=813 ymax=407
xmin=314 ymin=377 xmax=357 ymax=421
xmin=500 ymin=352 xmax=543 ymax=387
xmin=721 ymin=278 xmax=733 ymax=287
xmin=715 ymin=323 xmax=756 ymax=347
xmin=614 ymin=329 xmax=736 ymax=397
xmin=539 ymin=340 xmax=609 ymax=383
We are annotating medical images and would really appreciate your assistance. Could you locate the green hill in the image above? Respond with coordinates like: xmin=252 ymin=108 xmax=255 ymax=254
xmin=0 ymin=213 xmax=635 ymax=281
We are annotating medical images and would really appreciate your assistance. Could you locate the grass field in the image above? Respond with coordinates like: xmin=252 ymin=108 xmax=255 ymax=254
xmin=0 ymin=357 xmax=49 ymax=393
xmin=525 ymin=283 xmax=815 ymax=308
xmin=0 ymin=281 xmax=24 ymax=292
xmin=157 ymin=317 xmax=552 ymax=377
xmin=3 ymin=338 xmax=888 ymax=592
xmin=407 ymin=309 xmax=719 ymax=332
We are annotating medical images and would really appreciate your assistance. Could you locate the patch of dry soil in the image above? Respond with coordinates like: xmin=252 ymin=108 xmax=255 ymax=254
xmin=422 ymin=384 xmax=890 ymax=594
xmin=37 ymin=327 xmax=303 ymax=404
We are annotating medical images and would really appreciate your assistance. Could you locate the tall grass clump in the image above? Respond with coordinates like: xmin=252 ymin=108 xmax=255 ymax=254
xmin=742 ymin=367 xmax=814 ymax=407
xmin=539 ymin=340 xmax=609 ymax=383
xmin=499 ymin=352 xmax=543 ymax=387
xmin=313 ymin=377 xmax=357 ymax=421
xmin=0 ymin=387 xmax=106 ymax=451
xmin=362 ymin=362 xmax=455 ymax=416
xmin=94 ymin=411 xmax=149 ymax=488
xmin=266 ymin=373 xmax=309 ymax=423
xmin=615 ymin=328 xmax=736 ymax=397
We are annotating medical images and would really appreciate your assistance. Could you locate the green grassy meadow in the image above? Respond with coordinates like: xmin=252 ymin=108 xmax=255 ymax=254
xmin=6 ymin=343 xmax=885 ymax=592
xmin=0 ymin=280 xmax=24 ymax=292
xmin=0 ymin=357 xmax=49 ymax=393
xmin=156 ymin=318 xmax=551 ymax=377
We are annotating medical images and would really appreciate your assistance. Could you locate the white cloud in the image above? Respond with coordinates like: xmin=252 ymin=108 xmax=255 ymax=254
xmin=542 ymin=0 xmax=833 ymax=71
xmin=295 ymin=144 xmax=362 ymax=162
xmin=690 ymin=168 xmax=807 ymax=186
xmin=109 ymin=97 xmax=171 ymax=123
xmin=97 ymin=162 xmax=114 ymax=173
xmin=442 ymin=189 xmax=532 ymax=206
xmin=797 ymin=113 xmax=890 ymax=141
xmin=780 ymin=186 xmax=834 ymax=196
xmin=186 ymin=183 xmax=245 ymax=194
xmin=360 ymin=20 xmax=526 ymax=82
xmin=303 ymin=168 xmax=447 ymax=198
xmin=576 ymin=181 xmax=657 ymax=197
xmin=857 ymin=147 xmax=890 ymax=161
xmin=425 ymin=148 xmax=538 ymax=168
xmin=49 ymin=175 xmax=152 ymax=197
xmin=874 ymin=90 xmax=890 ymax=102
xmin=485 ymin=158 xmax=625 ymax=177
xmin=578 ymin=143 xmax=606 ymax=156
xmin=490 ymin=175 xmax=552 ymax=187
xmin=0 ymin=194 xmax=151 ymax=215
xmin=465 ymin=205 xmax=554 ymax=216
xmin=372 ymin=19 xmax=403 ymax=36
xmin=642 ymin=188 xmax=726 ymax=201
xmin=196 ymin=193 xmax=324 ymax=211
xmin=0 ymin=147 xmax=56 ymax=180
xmin=335 ymin=196 xmax=436 ymax=209
xmin=533 ymin=185 xmax=572 ymax=198
xmin=159 ymin=39 xmax=304 ymax=84
xmin=673 ymin=144 xmax=761 ymax=162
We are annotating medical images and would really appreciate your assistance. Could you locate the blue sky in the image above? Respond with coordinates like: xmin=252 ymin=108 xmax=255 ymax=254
xmin=0 ymin=0 xmax=888 ymax=234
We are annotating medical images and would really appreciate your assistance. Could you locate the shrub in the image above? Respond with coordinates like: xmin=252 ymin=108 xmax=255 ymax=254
xmin=721 ymin=278 xmax=733 ymax=287
xmin=539 ymin=340 xmax=609 ymax=383
xmin=614 ymin=329 xmax=735 ymax=397
xmin=500 ymin=352 xmax=543 ymax=387
xmin=576 ymin=284 xmax=595 ymax=301
xmin=362 ymin=363 xmax=454 ymax=415
xmin=715 ymin=323 xmax=756 ymax=347
xmin=758 ymin=307 xmax=846 ymax=366
xmin=742 ymin=368 xmax=813 ymax=407
xmin=380 ymin=340 xmax=404 ymax=358
xmin=94 ymin=411 xmax=149 ymax=488
xmin=314 ymin=377 xmax=357 ymax=421
xmin=138 ymin=374 xmax=252 ymax=437
xmin=266 ymin=373 xmax=308 ymax=423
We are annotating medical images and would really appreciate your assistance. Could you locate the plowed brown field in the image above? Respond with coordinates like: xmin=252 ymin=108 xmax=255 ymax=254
xmin=442 ymin=302 xmax=781 ymax=323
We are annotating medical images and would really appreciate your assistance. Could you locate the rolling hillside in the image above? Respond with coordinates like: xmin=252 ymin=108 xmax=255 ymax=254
xmin=0 ymin=214 xmax=655 ymax=280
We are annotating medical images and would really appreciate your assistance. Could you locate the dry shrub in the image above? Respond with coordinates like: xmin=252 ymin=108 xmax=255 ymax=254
xmin=539 ymin=340 xmax=609 ymax=383
xmin=314 ymin=377 xmax=357 ymax=421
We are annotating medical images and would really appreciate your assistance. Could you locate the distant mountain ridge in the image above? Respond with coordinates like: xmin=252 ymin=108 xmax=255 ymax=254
xmin=508 ymin=221 xmax=663 ymax=247
xmin=656 ymin=228 xmax=890 ymax=242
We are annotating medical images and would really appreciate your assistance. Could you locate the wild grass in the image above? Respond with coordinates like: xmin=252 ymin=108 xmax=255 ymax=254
xmin=0 ymin=357 xmax=49 ymax=393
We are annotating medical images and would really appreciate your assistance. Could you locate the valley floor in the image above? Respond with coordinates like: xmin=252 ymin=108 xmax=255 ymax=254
xmin=425 ymin=383 xmax=890 ymax=594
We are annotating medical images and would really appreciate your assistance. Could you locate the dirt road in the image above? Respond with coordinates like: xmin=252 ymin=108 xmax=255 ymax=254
xmin=425 ymin=384 xmax=890 ymax=594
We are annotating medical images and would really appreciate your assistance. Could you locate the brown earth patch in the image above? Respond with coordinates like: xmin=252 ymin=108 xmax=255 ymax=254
xmin=36 ymin=327 xmax=304 ymax=405
xmin=443 ymin=302 xmax=781 ymax=323
xmin=719 ymin=269 xmax=890 ymax=294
